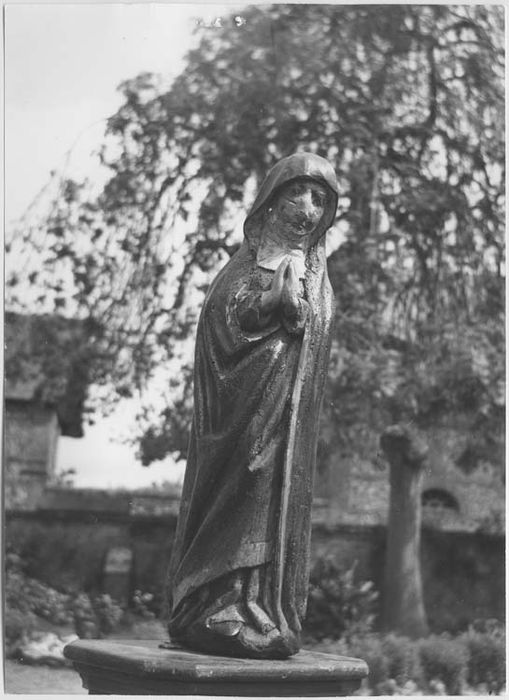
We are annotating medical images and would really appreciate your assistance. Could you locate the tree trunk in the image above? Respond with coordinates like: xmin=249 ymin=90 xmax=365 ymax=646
xmin=380 ymin=424 xmax=429 ymax=638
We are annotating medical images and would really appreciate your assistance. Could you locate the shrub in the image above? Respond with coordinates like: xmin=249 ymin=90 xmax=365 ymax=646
xmin=4 ymin=608 xmax=36 ymax=658
xmin=349 ymin=633 xmax=390 ymax=689
xmin=72 ymin=593 xmax=99 ymax=638
xmin=344 ymin=633 xmax=423 ymax=694
xmin=462 ymin=622 xmax=505 ymax=693
xmin=92 ymin=594 xmax=124 ymax=635
xmin=381 ymin=633 xmax=423 ymax=688
xmin=22 ymin=577 xmax=73 ymax=625
xmin=71 ymin=593 xmax=124 ymax=638
xmin=5 ymin=554 xmax=73 ymax=656
xmin=305 ymin=558 xmax=378 ymax=640
xmin=311 ymin=625 xmax=503 ymax=695
xmin=418 ymin=635 xmax=469 ymax=694
xmin=6 ymin=546 xmax=125 ymax=640
xmin=131 ymin=589 xmax=157 ymax=620
xmin=313 ymin=632 xmax=423 ymax=692
xmin=5 ymin=551 xmax=74 ymax=626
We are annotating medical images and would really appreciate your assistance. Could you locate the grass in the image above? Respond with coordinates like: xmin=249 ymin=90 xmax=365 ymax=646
xmin=4 ymin=617 xmax=168 ymax=695
xmin=4 ymin=659 xmax=87 ymax=695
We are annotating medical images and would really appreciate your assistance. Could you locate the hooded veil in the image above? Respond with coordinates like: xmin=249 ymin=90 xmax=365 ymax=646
xmin=168 ymin=153 xmax=338 ymax=658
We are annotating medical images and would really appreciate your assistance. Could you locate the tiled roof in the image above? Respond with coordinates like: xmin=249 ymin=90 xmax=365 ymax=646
xmin=4 ymin=312 xmax=89 ymax=437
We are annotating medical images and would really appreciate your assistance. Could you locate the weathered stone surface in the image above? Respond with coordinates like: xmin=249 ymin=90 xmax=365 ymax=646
xmin=167 ymin=153 xmax=341 ymax=658
xmin=103 ymin=546 xmax=133 ymax=605
xmin=64 ymin=638 xmax=368 ymax=696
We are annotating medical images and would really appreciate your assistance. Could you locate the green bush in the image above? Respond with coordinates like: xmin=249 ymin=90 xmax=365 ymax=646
xmin=311 ymin=625 xmax=504 ymax=695
xmin=20 ymin=576 xmax=73 ymax=625
xmin=381 ymin=633 xmax=423 ymax=688
xmin=6 ymin=549 xmax=124 ymax=641
xmin=418 ymin=635 xmax=469 ymax=694
xmin=462 ymin=623 xmax=505 ymax=693
xmin=71 ymin=593 xmax=124 ymax=638
xmin=315 ymin=633 xmax=422 ymax=695
xmin=92 ymin=594 xmax=124 ymax=635
xmin=5 ymin=554 xmax=73 ymax=656
xmin=6 ymin=549 xmax=74 ymax=626
xmin=347 ymin=633 xmax=422 ymax=694
xmin=305 ymin=558 xmax=378 ymax=640
xmin=131 ymin=589 xmax=157 ymax=620
xmin=4 ymin=608 xmax=36 ymax=658
xmin=349 ymin=634 xmax=390 ymax=689
xmin=72 ymin=593 xmax=99 ymax=639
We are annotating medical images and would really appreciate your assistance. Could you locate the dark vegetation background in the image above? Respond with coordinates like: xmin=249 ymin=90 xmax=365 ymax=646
xmin=6 ymin=4 xmax=504 ymax=470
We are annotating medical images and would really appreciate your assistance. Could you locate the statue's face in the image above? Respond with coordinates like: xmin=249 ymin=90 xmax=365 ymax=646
xmin=269 ymin=178 xmax=328 ymax=239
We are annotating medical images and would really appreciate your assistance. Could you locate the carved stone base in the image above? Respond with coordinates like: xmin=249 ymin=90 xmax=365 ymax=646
xmin=64 ymin=639 xmax=368 ymax=696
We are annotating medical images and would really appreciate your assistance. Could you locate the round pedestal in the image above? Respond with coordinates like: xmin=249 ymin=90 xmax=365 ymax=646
xmin=64 ymin=638 xmax=368 ymax=696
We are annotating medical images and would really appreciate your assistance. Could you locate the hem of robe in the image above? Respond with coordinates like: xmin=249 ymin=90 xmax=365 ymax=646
xmin=172 ymin=540 xmax=272 ymax=613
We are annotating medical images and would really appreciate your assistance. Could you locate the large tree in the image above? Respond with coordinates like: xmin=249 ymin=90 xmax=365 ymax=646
xmin=6 ymin=4 xmax=504 ymax=466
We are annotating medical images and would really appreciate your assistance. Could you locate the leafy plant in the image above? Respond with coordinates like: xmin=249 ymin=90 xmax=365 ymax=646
xmin=70 ymin=594 xmax=99 ymax=639
xmin=5 ymin=548 xmax=124 ymax=641
xmin=461 ymin=621 xmax=505 ymax=694
xmin=5 ymin=551 xmax=72 ymax=656
xmin=349 ymin=634 xmax=390 ymax=690
xmin=381 ymin=633 xmax=423 ymax=688
xmin=5 ymin=554 xmax=74 ymax=627
xmin=92 ymin=594 xmax=124 ymax=635
xmin=313 ymin=625 xmax=504 ymax=695
xmin=4 ymin=608 xmax=36 ymax=658
xmin=71 ymin=593 xmax=124 ymax=638
xmin=131 ymin=589 xmax=157 ymax=620
xmin=418 ymin=635 xmax=469 ymax=694
xmin=305 ymin=558 xmax=378 ymax=640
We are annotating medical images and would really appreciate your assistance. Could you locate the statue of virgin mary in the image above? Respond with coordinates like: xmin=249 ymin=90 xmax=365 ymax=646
xmin=167 ymin=153 xmax=339 ymax=659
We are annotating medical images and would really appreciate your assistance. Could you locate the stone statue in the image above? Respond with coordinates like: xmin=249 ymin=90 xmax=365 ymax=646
xmin=167 ymin=153 xmax=339 ymax=659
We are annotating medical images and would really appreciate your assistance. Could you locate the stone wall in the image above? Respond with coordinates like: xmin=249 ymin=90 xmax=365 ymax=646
xmin=312 ymin=523 xmax=505 ymax=633
xmin=4 ymin=400 xmax=60 ymax=510
xmin=315 ymin=420 xmax=505 ymax=533
xmin=7 ymin=503 xmax=504 ymax=634
xmin=6 ymin=509 xmax=177 ymax=608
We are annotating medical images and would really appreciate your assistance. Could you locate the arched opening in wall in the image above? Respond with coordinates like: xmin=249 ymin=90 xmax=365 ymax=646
xmin=421 ymin=489 xmax=460 ymax=513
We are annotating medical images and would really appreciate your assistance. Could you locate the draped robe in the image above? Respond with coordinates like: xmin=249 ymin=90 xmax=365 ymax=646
xmin=167 ymin=154 xmax=338 ymax=654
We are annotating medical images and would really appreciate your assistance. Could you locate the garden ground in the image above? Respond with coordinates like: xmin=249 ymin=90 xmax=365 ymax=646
xmin=4 ymin=618 xmax=168 ymax=695
xmin=5 ymin=566 xmax=505 ymax=696
xmin=4 ymin=659 xmax=87 ymax=694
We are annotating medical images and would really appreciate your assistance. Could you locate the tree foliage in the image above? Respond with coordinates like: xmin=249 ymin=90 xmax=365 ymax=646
xmin=6 ymin=4 xmax=504 ymax=465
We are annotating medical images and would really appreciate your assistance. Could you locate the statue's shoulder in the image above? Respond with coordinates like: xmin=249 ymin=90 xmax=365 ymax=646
xmin=203 ymin=243 xmax=255 ymax=308
xmin=212 ymin=244 xmax=254 ymax=286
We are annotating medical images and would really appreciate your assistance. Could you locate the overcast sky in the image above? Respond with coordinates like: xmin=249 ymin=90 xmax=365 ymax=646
xmin=5 ymin=2 xmax=244 ymax=488
xmin=5 ymin=3 xmax=244 ymax=222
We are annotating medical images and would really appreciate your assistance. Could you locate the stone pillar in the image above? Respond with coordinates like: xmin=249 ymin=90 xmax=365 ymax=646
xmin=380 ymin=424 xmax=429 ymax=638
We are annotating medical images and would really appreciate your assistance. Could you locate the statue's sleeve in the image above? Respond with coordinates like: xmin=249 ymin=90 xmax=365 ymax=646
xmin=281 ymin=298 xmax=310 ymax=336
xmin=234 ymin=286 xmax=310 ymax=336
xmin=235 ymin=287 xmax=276 ymax=333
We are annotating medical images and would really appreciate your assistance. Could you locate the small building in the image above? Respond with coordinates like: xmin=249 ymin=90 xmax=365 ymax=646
xmin=4 ymin=312 xmax=89 ymax=509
